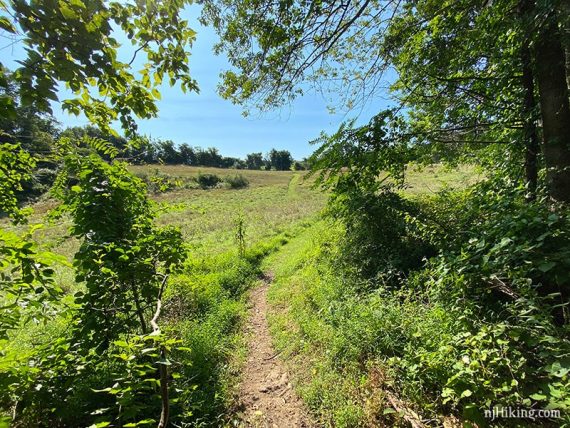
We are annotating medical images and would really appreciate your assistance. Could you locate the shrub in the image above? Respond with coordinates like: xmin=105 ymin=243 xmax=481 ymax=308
xmin=224 ymin=173 xmax=249 ymax=189
xmin=18 ymin=167 xmax=59 ymax=200
xmin=134 ymin=168 xmax=178 ymax=193
xmin=272 ymin=176 xmax=570 ymax=426
xmin=196 ymin=173 xmax=221 ymax=189
xmin=327 ymin=189 xmax=435 ymax=287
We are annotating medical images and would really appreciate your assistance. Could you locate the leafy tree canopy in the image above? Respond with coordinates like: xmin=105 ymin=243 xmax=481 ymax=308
xmin=1 ymin=0 xmax=198 ymax=138
xmin=202 ymin=0 xmax=570 ymax=200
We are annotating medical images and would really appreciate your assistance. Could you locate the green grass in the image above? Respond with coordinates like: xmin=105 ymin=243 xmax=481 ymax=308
xmin=264 ymin=220 xmax=462 ymax=427
xmin=1 ymin=163 xmax=482 ymax=425
xmin=164 ymin=230 xmax=310 ymax=426
xmin=264 ymin=221 xmax=375 ymax=427
xmin=0 ymin=166 xmax=326 ymax=426
xmin=260 ymin=164 xmax=484 ymax=427
xmin=128 ymin=165 xmax=301 ymax=189
xmin=261 ymin=165 xmax=570 ymax=428
xmin=0 ymin=163 xmax=472 ymax=371
xmin=403 ymin=163 xmax=482 ymax=195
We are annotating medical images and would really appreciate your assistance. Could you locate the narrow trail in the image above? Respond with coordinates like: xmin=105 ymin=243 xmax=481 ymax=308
xmin=235 ymin=273 xmax=314 ymax=428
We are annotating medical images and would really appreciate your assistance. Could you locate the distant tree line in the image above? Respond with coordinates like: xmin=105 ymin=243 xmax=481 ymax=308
xmin=134 ymin=140 xmax=305 ymax=171
xmin=0 ymin=71 xmax=307 ymax=173
xmin=0 ymin=92 xmax=306 ymax=205
xmin=0 ymin=76 xmax=307 ymax=201
xmin=0 ymin=94 xmax=307 ymax=171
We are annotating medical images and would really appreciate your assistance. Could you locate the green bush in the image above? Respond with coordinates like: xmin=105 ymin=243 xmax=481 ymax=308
xmin=196 ymin=172 xmax=221 ymax=189
xmin=134 ymin=168 xmax=188 ymax=193
xmin=223 ymin=173 xmax=249 ymax=189
xmin=17 ymin=167 xmax=59 ymax=200
xmin=327 ymin=188 xmax=435 ymax=287
xmin=267 ymin=178 xmax=570 ymax=426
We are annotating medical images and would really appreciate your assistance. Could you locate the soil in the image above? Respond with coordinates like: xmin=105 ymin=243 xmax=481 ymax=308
xmin=234 ymin=273 xmax=314 ymax=428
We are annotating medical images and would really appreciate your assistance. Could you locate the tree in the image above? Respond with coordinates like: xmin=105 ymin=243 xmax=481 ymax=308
xmin=0 ymin=67 xmax=59 ymax=153
xmin=246 ymin=152 xmax=264 ymax=169
xmin=292 ymin=160 xmax=306 ymax=171
xmin=156 ymin=139 xmax=183 ymax=164
xmin=0 ymin=1 xmax=199 ymax=425
xmin=195 ymin=146 xmax=223 ymax=167
xmin=268 ymin=149 xmax=293 ymax=171
xmin=201 ymin=0 xmax=570 ymax=201
xmin=533 ymin=5 xmax=570 ymax=201
xmin=220 ymin=156 xmax=245 ymax=168
xmin=54 ymin=151 xmax=185 ymax=350
xmin=179 ymin=143 xmax=197 ymax=165
xmin=2 ymin=0 xmax=198 ymax=137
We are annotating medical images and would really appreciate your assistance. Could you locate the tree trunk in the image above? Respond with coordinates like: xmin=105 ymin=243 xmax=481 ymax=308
xmin=131 ymin=280 xmax=148 ymax=334
xmin=560 ymin=1 xmax=570 ymax=91
xmin=521 ymin=44 xmax=539 ymax=200
xmin=535 ymin=14 xmax=570 ymax=202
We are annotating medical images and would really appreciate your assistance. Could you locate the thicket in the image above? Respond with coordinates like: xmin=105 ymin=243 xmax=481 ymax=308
xmin=132 ymin=170 xmax=249 ymax=193
xmin=266 ymin=173 xmax=569 ymax=426
xmin=223 ymin=174 xmax=250 ymax=189
xmin=272 ymin=108 xmax=570 ymax=425
xmin=0 ymin=138 xmax=293 ymax=426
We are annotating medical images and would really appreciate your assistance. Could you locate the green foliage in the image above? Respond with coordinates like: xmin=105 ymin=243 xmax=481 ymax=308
xmin=196 ymin=172 xmax=222 ymax=189
xmin=310 ymin=110 xmax=412 ymax=193
xmin=224 ymin=173 xmax=250 ymax=189
xmin=234 ymin=213 xmax=247 ymax=257
xmin=0 ymin=143 xmax=66 ymax=340
xmin=6 ymin=0 xmax=198 ymax=136
xmin=135 ymin=168 xmax=186 ymax=193
xmin=0 ymin=226 xmax=67 ymax=340
xmin=245 ymin=152 xmax=264 ymax=169
xmin=327 ymin=189 xmax=433 ymax=285
xmin=0 ymin=67 xmax=59 ymax=154
xmin=91 ymin=335 xmax=189 ymax=427
xmin=267 ymin=149 xmax=293 ymax=171
xmin=54 ymin=153 xmax=186 ymax=347
xmin=265 ymin=171 xmax=570 ymax=426
xmin=1 ymin=151 xmax=188 ymax=425
xmin=0 ymin=143 xmax=35 ymax=222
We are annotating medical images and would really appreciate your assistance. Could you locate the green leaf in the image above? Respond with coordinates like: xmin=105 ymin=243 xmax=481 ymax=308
xmin=59 ymin=2 xmax=78 ymax=19
xmin=529 ymin=393 xmax=547 ymax=400
xmin=538 ymin=262 xmax=556 ymax=272
xmin=0 ymin=16 xmax=16 ymax=33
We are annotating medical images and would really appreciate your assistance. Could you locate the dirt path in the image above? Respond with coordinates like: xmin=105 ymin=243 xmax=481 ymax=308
xmin=234 ymin=273 xmax=314 ymax=428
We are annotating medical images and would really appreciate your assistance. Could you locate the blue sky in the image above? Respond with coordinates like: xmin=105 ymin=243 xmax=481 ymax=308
xmin=0 ymin=6 xmax=392 ymax=160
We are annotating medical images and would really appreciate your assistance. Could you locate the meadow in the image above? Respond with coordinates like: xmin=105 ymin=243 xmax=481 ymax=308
xmin=5 ymin=2 xmax=570 ymax=425
xmin=1 ymin=166 xmax=326 ymax=426
xmin=4 ymin=161 xmax=566 ymax=427
xmin=1 ymin=164 xmax=478 ymax=426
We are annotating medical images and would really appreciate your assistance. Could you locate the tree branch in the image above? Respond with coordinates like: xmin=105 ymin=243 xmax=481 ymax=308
xmin=151 ymin=274 xmax=169 ymax=428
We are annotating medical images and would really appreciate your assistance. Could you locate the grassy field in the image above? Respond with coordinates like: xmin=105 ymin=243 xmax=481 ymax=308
xmin=0 ymin=165 xmax=328 ymax=425
xmin=1 ymin=164 xmax=482 ymax=425
xmin=133 ymin=167 xmax=325 ymax=255
xmin=404 ymin=163 xmax=482 ymax=195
